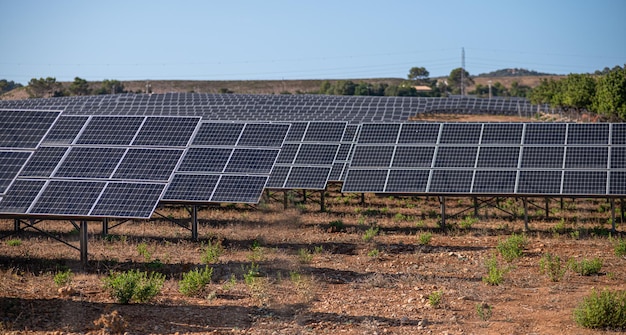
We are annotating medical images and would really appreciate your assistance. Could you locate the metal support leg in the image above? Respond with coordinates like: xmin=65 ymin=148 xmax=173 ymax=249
xmin=102 ymin=218 xmax=109 ymax=237
xmin=610 ymin=198 xmax=616 ymax=234
xmin=473 ymin=197 xmax=479 ymax=218
xmin=14 ymin=219 xmax=20 ymax=232
xmin=320 ymin=190 xmax=326 ymax=212
xmin=80 ymin=221 xmax=88 ymax=269
xmin=302 ymin=190 xmax=307 ymax=203
xmin=523 ymin=198 xmax=529 ymax=232
xmin=545 ymin=197 xmax=549 ymax=219
xmin=191 ymin=205 xmax=198 ymax=241
xmin=560 ymin=198 xmax=564 ymax=211
xmin=621 ymin=198 xmax=625 ymax=222
xmin=283 ymin=191 xmax=288 ymax=210
xmin=439 ymin=196 xmax=446 ymax=231
xmin=360 ymin=193 xmax=365 ymax=205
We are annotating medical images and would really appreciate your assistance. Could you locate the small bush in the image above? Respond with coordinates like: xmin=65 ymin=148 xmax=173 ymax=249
xmin=6 ymin=239 xmax=21 ymax=247
xmin=573 ymin=289 xmax=626 ymax=329
xmin=201 ymin=240 xmax=223 ymax=264
xmin=362 ymin=226 xmax=379 ymax=242
xmin=103 ymin=269 xmax=165 ymax=304
xmin=328 ymin=220 xmax=345 ymax=232
xmin=297 ymin=248 xmax=313 ymax=264
xmin=428 ymin=290 xmax=443 ymax=308
xmin=459 ymin=215 xmax=478 ymax=229
xmin=539 ymin=253 xmax=567 ymax=282
xmin=54 ymin=269 xmax=73 ymax=287
xmin=483 ymin=255 xmax=507 ymax=286
xmin=179 ymin=266 xmax=213 ymax=297
xmin=614 ymin=238 xmax=626 ymax=257
xmin=418 ymin=232 xmax=432 ymax=245
xmin=243 ymin=263 xmax=260 ymax=286
xmin=476 ymin=302 xmax=493 ymax=321
xmin=247 ymin=240 xmax=265 ymax=262
xmin=570 ymin=257 xmax=603 ymax=276
xmin=136 ymin=242 xmax=151 ymax=262
xmin=367 ymin=248 xmax=380 ymax=258
xmin=496 ymin=234 xmax=527 ymax=262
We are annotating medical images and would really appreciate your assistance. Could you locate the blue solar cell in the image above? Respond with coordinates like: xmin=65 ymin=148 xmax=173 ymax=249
xmin=133 ymin=117 xmax=199 ymax=146
xmin=524 ymin=124 xmax=566 ymax=145
xmin=434 ymin=147 xmax=478 ymax=168
xmin=428 ymin=170 xmax=473 ymax=193
xmin=397 ymin=123 xmax=440 ymax=144
xmin=342 ymin=169 xmax=388 ymax=192
xmin=477 ymin=147 xmax=520 ymax=168
xmin=30 ymin=180 xmax=106 ymax=216
xmin=0 ymin=151 xmax=32 ymax=194
xmin=0 ymin=179 xmax=46 ymax=213
xmin=192 ymin=122 xmax=244 ymax=146
xmin=54 ymin=147 xmax=126 ymax=179
xmin=42 ymin=116 xmax=89 ymax=145
xmin=178 ymin=147 xmax=232 ymax=173
xmin=19 ymin=147 xmax=68 ymax=178
xmin=91 ymin=182 xmax=165 ymax=218
xmin=211 ymin=175 xmax=268 ymax=203
xmin=357 ymin=124 xmax=401 ymax=144
xmin=224 ymin=149 xmax=279 ymax=174
xmin=392 ymin=146 xmax=435 ymax=168
xmin=473 ymin=170 xmax=517 ymax=194
xmin=562 ymin=171 xmax=607 ymax=195
xmin=76 ymin=116 xmax=144 ymax=145
xmin=517 ymin=171 xmax=562 ymax=194
xmin=439 ymin=124 xmax=481 ymax=144
xmin=350 ymin=146 xmax=395 ymax=167
xmin=385 ymin=170 xmax=429 ymax=193
xmin=0 ymin=110 xmax=60 ymax=149
xmin=284 ymin=166 xmax=331 ymax=189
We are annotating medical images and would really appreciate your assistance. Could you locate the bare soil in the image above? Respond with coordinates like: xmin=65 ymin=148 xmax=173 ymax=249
xmin=0 ymin=187 xmax=625 ymax=335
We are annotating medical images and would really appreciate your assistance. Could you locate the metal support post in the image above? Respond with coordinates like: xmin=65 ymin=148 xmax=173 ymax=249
xmin=302 ymin=190 xmax=307 ymax=203
xmin=523 ymin=198 xmax=529 ymax=232
xmin=191 ymin=205 xmax=198 ymax=241
xmin=360 ymin=193 xmax=365 ymax=205
xmin=610 ymin=198 xmax=616 ymax=234
xmin=545 ymin=197 xmax=549 ymax=219
xmin=102 ymin=218 xmax=109 ymax=237
xmin=320 ymin=190 xmax=326 ymax=212
xmin=14 ymin=219 xmax=20 ymax=232
xmin=560 ymin=198 xmax=564 ymax=211
xmin=473 ymin=197 xmax=479 ymax=218
xmin=80 ymin=221 xmax=88 ymax=269
xmin=283 ymin=191 xmax=288 ymax=210
xmin=439 ymin=196 xmax=446 ymax=230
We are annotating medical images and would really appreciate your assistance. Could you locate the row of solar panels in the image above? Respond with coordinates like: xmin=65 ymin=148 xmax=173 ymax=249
xmin=0 ymin=93 xmax=541 ymax=121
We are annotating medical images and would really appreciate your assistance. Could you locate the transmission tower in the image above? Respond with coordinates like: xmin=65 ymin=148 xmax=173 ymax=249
xmin=461 ymin=47 xmax=465 ymax=96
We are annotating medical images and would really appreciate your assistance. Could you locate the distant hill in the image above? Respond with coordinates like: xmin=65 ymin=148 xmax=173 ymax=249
xmin=476 ymin=68 xmax=556 ymax=77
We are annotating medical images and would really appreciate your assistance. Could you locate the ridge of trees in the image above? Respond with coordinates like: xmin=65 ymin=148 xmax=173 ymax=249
xmin=477 ymin=68 xmax=555 ymax=77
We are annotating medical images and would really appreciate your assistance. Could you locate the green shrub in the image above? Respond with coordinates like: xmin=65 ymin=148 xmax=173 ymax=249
xmin=6 ymin=239 xmax=21 ymax=247
xmin=243 ymin=263 xmax=260 ymax=286
xmin=496 ymin=234 xmax=527 ymax=262
xmin=614 ymin=238 xmax=626 ymax=257
xmin=103 ymin=269 xmax=165 ymax=304
xmin=476 ymin=302 xmax=493 ymax=321
xmin=428 ymin=290 xmax=443 ymax=308
xmin=539 ymin=253 xmax=567 ymax=282
xmin=297 ymin=248 xmax=313 ymax=264
xmin=54 ymin=269 xmax=73 ymax=287
xmin=328 ymin=220 xmax=345 ymax=232
xmin=570 ymin=257 xmax=603 ymax=276
xmin=573 ymin=289 xmax=626 ymax=329
xmin=418 ymin=232 xmax=432 ymax=246
xmin=482 ymin=255 xmax=507 ymax=285
xmin=367 ymin=248 xmax=380 ymax=258
xmin=362 ymin=226 xmax=379 ymax=242
xmin=459 ymin=215 xmax=478 ymax=229
xmin=201 ymin=240 xmax=223 ymax=264
xmin=136 ymin=242 xmax=152 ymax=262
xmin=179 ymin=266 xmax=213 ymax=297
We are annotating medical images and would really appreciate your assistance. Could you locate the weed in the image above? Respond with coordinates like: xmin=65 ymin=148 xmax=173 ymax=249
xmin=483 ymin=255 xmax=507 ymax=285
xmin=570 ymin=257 xmax=603 ymax=276
xmin=201 ymin=240 xmax=223 ymax=264
xmin=614 ymin=238 xmax=626 ymax=257
xmin=539 ymin=253 xmax=567 ymax=282
xmin=103 ymin=269 xmax=165 ymax=304
xmin=362 ymin=226 xmax=379 ymax=242
xmin=290 ymin=270 xmax=302 ymax=283
xmin=476 ymin=302 xmax=493 ymax=321
xmin=136 ymin=242 xmax=152 ymax=262
xmin=53 ymin=269 xmax=73 ymax=287
xmin=367 ymin=248 xmax=380 ymax=258
xmin=459 ymin=215 xmax=478 ymax=229
xmin=297 ymin=248 xmax=313 ymax=264
xmin=222 ymin=274 xmax=237 ymax=291
xmin=247 ymin=240 xmax=265 ymax=262
xmin=428 ymin=290 xmax=443 ymax=308
xmin=573 ymin=289 xmax=626 ymax=329
xmin=357 ymin=215 xmax=366 ymax=225
xmin=393 ymin=213 xmax=409 ymax=222
xmin=243 ymin=263 xmax=260 ymax=286
xmin=415 ymin=220 xmax=424 ymax=228
xmin=6 ymin=239 xmax=21 ymax=247
xmin=314 ymin=245 xmax=324 ymax=254
xmin=418 ymin=232 xmax=432 ymax=246
xmin=179 ymin=266 xmax=213 ymax=297
xmin=328 ymin=219 xmax=345 ymax=232
xmin=552 ymin=218 xmax=566 ymax=236
xmin=496 ymin=234 xmax=527 ymax=262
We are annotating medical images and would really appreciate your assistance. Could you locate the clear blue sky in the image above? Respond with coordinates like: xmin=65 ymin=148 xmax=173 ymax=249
xmin=1 ymin=0 xmax=624 ymax=84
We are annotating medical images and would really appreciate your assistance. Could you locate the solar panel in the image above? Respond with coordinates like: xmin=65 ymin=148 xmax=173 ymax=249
xmin=285 ymin=122 xmax=308 ymax=142
xmin=385 ymin=169 xmax=429 ymax=193
xmin=562 ymin=171 xmax=607 ymax=195
xmin=565 ymin=147 xmax=608 ymax=169
xmin=610 ymin=147 xmax=626 ymax=169
xmin=567 ymin=124 xmax=609 ymax=145
xmin=429 ymin=170 xmax=473 ymax=193
xmin=76 ymin=116 xmax=144 ymax=145
xmin=434 ymin=147 xmax=478 ymax=168
xmin=611 ymin=124 xmax=626 ymax=145
xmin=342 ymin=169 xmax=388 ymax=192
xmin=177 ymin=148 xmax=232 ymax=173
xmin=224 ymin=148 xmax=279 ymax=174
xmin=276 ymin=144 xmax=299 ymax=164
xmin=54 ymin=147 xmax=126 ymax=179
xmin=266 ymin=166 xmax=291 ymax=188
xmin=210 ymin=175 xmax=268 ymax=203
xmin=392 ymin=146 xmax=435 ymax=168
xmin=191 ymin=122 xmax=244 ymax=146
xmin=0 ymin=179 xmax=46 ymax=213
xmin=328 ymin=163 xmax=346 ymax=182
xmin=132 ymin=117 xmax=200 ymax=146
xmin=341 ymin=125 xmax=359 ymax=142
xmin=477 ymin=147 xmax=520 ymax=168
xmin=303 ymin=122 xmax=346 ymax=142
xmin=0 ymin=151 xmax=32 ymax=194
xmin=357 ymin=124 xmax=401 ymax=144
xmin=282 ymin=166 xmax=331 ymax=189
xmin=609 ymin=171 xmax=626 ymax=195
xmin=473 ymin=170 xmax=517 ymax=194
xmin=29 ymin=180 xmax=106 ymax=216
xmin=439 ymin=124 xmax=481 ymax=144
xmin=113 ymin=148 xmax=183 ymax=181
xmin=293 ymin=144 xmax=338 ymax=165
xmin=161 ymin=174 xmax=220 ymax=202
xmin=481 ymin=124 xmax=523 ymax=144
xmin=90 ymin=182 xmax=165 ymax=218
xmin=520 ymin=147 xmax=564 ymax=169
xmin=397 ymin=123 xmax=440 ymax=144
xmin=0 ymin=110 xmax=60 ymax=149
xmin=524 ymin=123 xmax=566 ymax=144
xmin=19 ymin=147 xmax=68 ymax=178
xmin=237 ymin=123 xmax=290 ymax=147
xmin=350 ymin=146 xmax=395 ymax=167
xmin=517 ymin=171 xmax=562 ymax=194
xmin=335 ymin=143 xmax=353 ymax=161
xmin=41 ymin=116 xmax=88 ymax=145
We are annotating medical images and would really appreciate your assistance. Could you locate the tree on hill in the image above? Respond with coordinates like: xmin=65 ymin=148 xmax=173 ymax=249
xmin=447 ymin=68 xmax=474 ymax=95
xmin=0 ymin=79 xmax=22 ymax=94
xmin=593 ymin=66 xmax=626 ymax=119
xmin=407 ymin=67 xmax=430 ymax=83
xmin=69 ymin=77 xmax=91 ymax=96
xmin=27 ymin=77 xmax=63 ymax=98
xmin=96 ymin=79 xmax=126 ymax=95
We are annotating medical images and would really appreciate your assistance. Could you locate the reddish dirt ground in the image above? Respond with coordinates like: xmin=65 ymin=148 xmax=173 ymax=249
xmin=1 ymin=187 xmax=625 ymax=334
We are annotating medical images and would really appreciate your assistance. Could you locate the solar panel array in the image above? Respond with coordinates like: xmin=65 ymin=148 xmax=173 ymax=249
xmin=343 ymin=123 xmax=625 ymax=197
